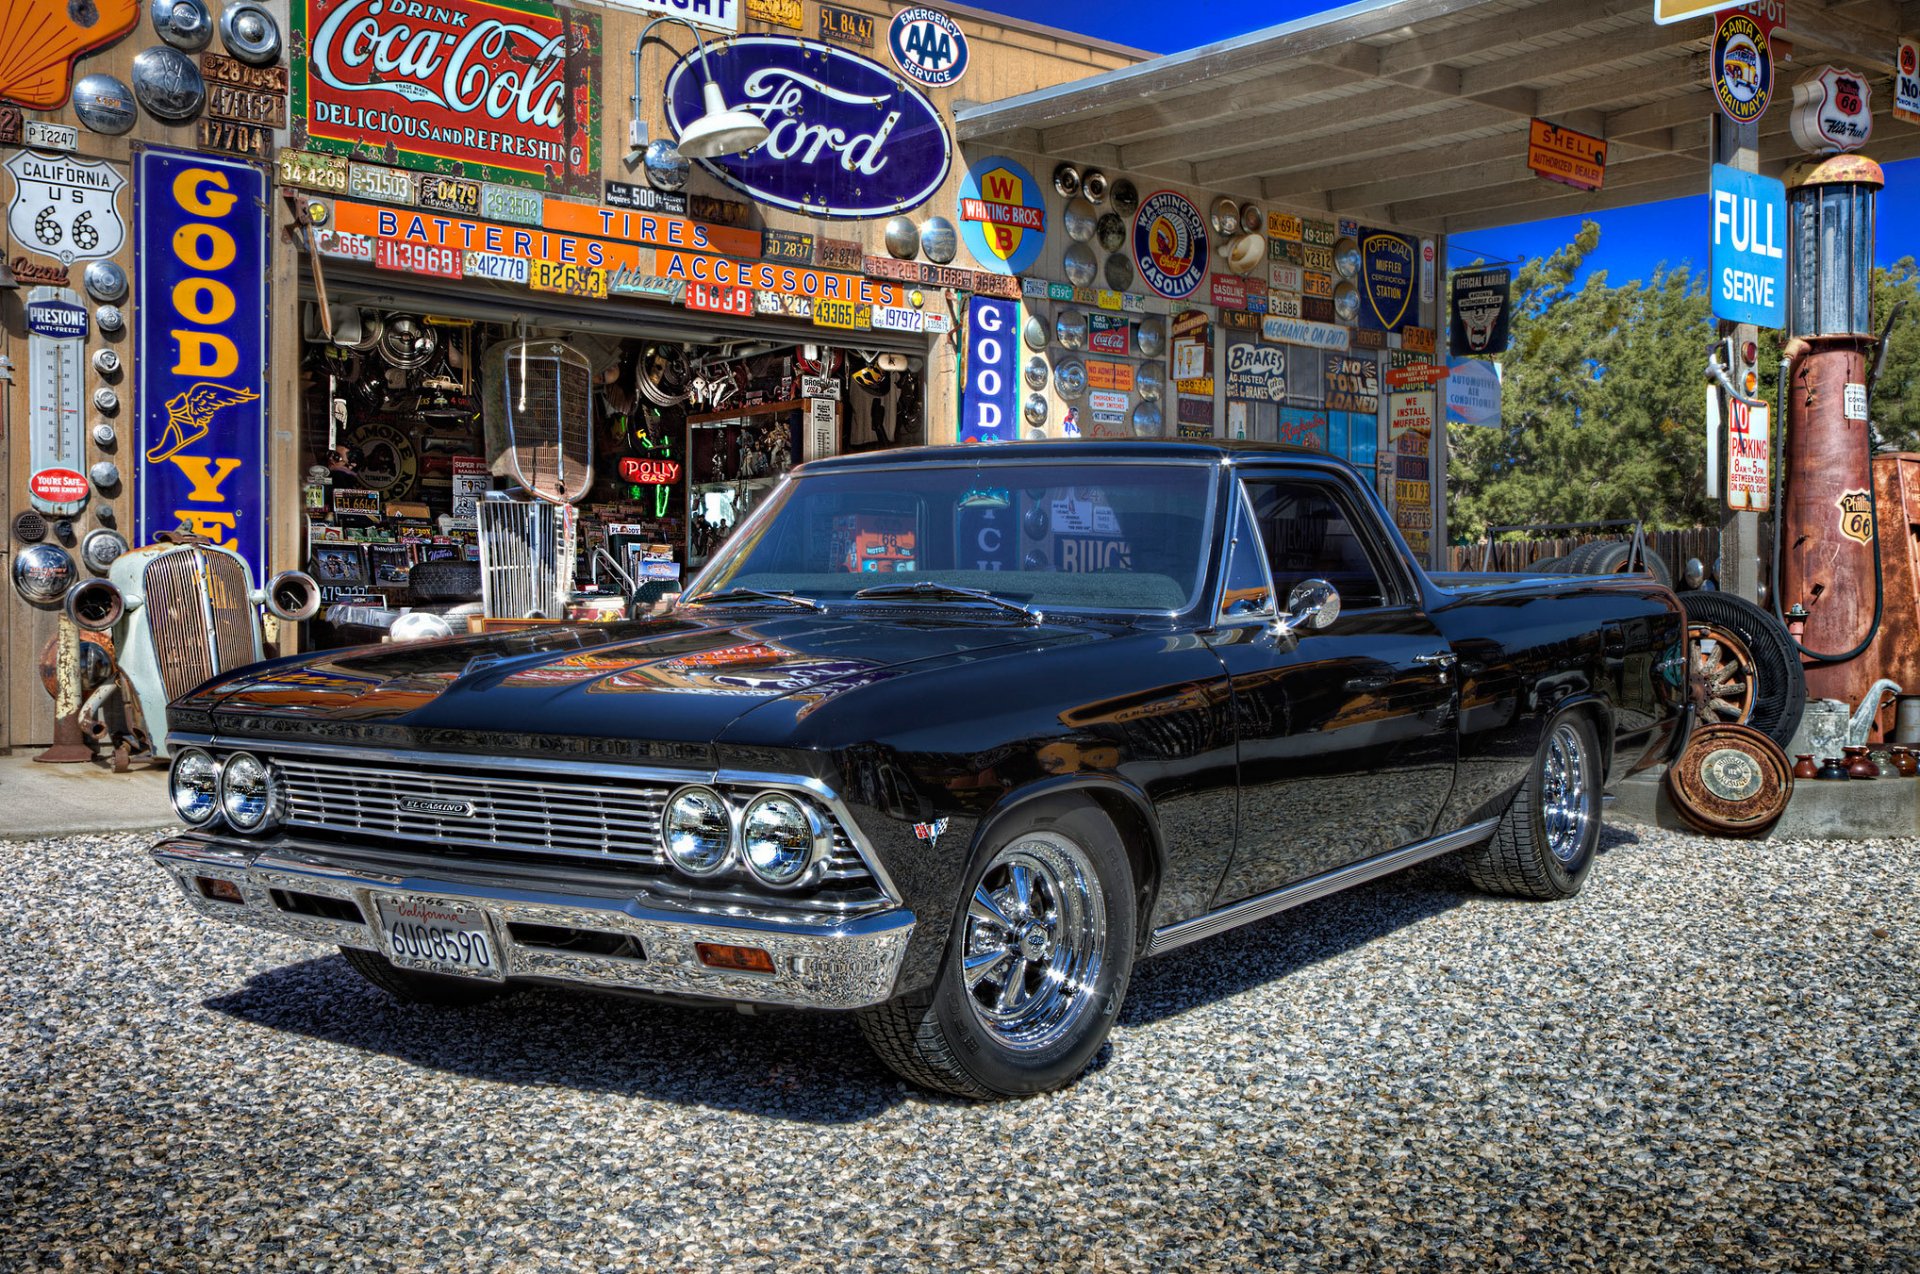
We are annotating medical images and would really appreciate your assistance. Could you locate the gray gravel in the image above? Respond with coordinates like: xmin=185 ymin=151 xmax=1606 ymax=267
xmin=2 ymin=822 xmax=1916 ymax=1271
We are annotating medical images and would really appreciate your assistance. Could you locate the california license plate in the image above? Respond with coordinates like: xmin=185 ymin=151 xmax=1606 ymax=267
xmin=372 ymin=892 xmax=504 ymax=981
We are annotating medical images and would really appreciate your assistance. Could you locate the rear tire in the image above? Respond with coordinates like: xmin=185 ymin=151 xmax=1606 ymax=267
xmin=857 ymin=796 xmax=1136 ymax=1098
xmin=1461 ymin=714 xmax=1603 ymax=901
xmin=339 ymin=946 xmax=510 ymax=1007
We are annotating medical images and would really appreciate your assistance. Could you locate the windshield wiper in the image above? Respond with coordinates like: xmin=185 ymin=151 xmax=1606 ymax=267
xmin=686 ymin=587 xmax=826 ymax=612
xmin=851 ymin=580 xmax=1043 ymax=625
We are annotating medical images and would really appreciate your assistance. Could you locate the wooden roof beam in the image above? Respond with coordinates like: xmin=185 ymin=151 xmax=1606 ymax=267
xmin=1456 ymin=16 xmax=1712 ymax=97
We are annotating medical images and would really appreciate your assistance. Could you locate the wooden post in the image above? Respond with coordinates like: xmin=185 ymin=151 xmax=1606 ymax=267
xmin=1715 ymin=112 xmax=1763 ymax=603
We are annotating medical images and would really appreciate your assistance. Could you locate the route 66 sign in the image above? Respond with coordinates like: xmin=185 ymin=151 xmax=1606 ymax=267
xmin=1790 ymin=66 xmax=1873 ymax=154
xmin=5 ymin=151 xmax=127 ymax=264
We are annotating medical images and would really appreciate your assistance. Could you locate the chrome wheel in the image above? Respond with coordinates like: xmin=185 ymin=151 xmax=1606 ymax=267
xmin=1542 ymin=721 xmax=1593 ymax=865
xmin=961 ymin=831 xmax=1108 ymax=1053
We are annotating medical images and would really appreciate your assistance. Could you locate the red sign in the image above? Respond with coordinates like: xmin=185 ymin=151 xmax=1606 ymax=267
xmin=617 ymin=457 xmax=683 ymax=485
xmin=1210 ymin=274 xmax=1251 ymax=310
xmin=1385 ymin=362 xmax=1450 ymax=390
xmin=685 ymin=281 xmax=752 ymax=316
xmin=295 ymin=0 xmax=602 ymax=194
xmin=375 ymin=238 xmax=463 ymax=279
xmin=28 ymin=469 xmax=88 ymax=504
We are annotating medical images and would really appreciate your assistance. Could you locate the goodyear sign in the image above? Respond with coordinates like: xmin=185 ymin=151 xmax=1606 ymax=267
xmin=135 ymin=148 xmax=269 ymax=579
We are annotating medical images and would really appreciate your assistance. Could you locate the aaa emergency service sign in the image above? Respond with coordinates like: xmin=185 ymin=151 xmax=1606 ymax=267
xmin=293 ymin=0 xmax=602 ymax=194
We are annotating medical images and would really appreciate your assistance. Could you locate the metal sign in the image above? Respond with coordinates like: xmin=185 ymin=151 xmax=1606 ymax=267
xmin=1445 ymin=358 xmax=1502 ymax=425
xmin=606 ymin=0 xmax=737 ymax=30
xmin=1899 ymin=39 xmax=1920 ymax=126
xmin=1133 ymin=190 xmax=1208 ymax=300
xmin=604 ymin=180 xmax=688 ymax=216
xmin=888 ymin=8 xmax=968 ymax=88
xmin=664 ymin=37 xmax=950 ymax=221
xmin=1526 ymin=118 xmax=1606 ymax=191
xmin=962 ymin=296 xmax=1016 ymax=443
xmin=1726 ymin=401 xmax=1771 ymax=511
xmin=24 ymin=120 xmax=79 ymax=151
xmin=1790 ymin=66 xmax=1873 ymax=153
xmin=295 ymin=0 xmax=603 ymax=194
xmin=958 ymin=154 xmax=1045 ymax=276
xmin=135 ymin=147 xmax=270 ymax=577
xmin=1654 ymin=0 xmax=1748 ymax=22
xmin=1260 ymin=315 xmax=1349 ymax=350
xmin=1712 ymin=9 xmax=1773 ymax=124
xmin=1710 ymin=163 xmax=1786 ymax=327
xmin=1225 ymin=340 xmax=1286 ymax=402
xmin=1359 ymin=230 xmax=1417 ymax=331
xmin=26 ymin=296 xmax=88 ymax=339
xmin=27 ymin=286 xmax=87 ymax=515
xmin=5 ymin=151 xmax=127 ymax=264
xmin=818 ymin=5 xmax=873 ymax=46
xmin=1450 ymin=267 xmax=1511 ymax=356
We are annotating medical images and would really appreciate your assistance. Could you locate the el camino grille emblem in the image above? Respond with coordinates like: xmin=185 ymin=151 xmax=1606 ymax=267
xmin=398 ymin=795 xmax=476 ymax=818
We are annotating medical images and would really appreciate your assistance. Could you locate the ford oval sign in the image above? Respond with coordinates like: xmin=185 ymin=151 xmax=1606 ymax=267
xmin=664 ymin=36 xmax=951 ymax=220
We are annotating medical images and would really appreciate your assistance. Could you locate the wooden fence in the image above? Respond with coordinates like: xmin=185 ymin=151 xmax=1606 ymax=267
xmin=1446 ymin=527 xmax=1720 ymax=574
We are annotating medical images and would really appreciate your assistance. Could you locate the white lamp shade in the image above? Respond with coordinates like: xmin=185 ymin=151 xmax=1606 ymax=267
xmin=677 ymin=79 xmax=769 ymax=159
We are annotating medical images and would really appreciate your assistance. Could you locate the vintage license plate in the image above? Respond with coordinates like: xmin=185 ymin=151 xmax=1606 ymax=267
xmin=373 ymin=892 xmax=504 ymax=980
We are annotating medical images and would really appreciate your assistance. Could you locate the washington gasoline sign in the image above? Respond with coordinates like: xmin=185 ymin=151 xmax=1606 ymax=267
xmin=1710 ymin=163 xmax=1786 ymax=328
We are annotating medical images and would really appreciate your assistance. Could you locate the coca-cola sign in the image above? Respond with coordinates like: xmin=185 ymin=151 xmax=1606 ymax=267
xmin=663 ymin=36 xmax=949 ymax=220
xmin=293 ymin=0 xmax=601 ymax=194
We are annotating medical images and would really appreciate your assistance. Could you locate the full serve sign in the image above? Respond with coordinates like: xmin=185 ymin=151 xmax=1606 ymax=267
xmin=1710 ymin=163 xmax=1786 ymax=328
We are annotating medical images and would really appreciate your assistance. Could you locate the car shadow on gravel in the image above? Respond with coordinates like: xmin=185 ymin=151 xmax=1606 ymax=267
xmin=1122 ymin=824 xmax=1643 ymax=1025
xmin=204 ymin=957 xmax=908 ymax=1122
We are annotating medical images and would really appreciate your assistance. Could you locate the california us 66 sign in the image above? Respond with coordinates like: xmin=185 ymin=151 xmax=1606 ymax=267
xmin=888 ymin=8 xmax=968 ymax=88
xmin=6 ymin=151 xmax=127 ymax=264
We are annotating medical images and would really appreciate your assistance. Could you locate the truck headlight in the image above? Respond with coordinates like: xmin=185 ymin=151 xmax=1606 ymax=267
xmin=219 ymin=752 xmax=277 ymax=832
xmin=741 ymin=793 xmax=828 ymax=887
xmin=662 ymin=786 xmax=732 ymax=877
xmin=170 ymin=748 xmax=221 ymax=826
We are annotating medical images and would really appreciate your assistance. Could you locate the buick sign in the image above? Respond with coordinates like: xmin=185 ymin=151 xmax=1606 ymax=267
xmin=664 ymin=36 xmax=950 ymax=220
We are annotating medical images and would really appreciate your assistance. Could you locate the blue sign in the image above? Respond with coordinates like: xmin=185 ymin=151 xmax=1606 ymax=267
xmin=961 ymin=296 xmax=1017 ymax=444
xmin=664 ymin=37 xmax=951 ymax=220
xmin=1359 ymin=229 xmax=1417 ymax=331
xmin=135 ymin=148 xmax=270 ymax=580
xmin=957 ymin=155 xmax=1045 ymax=276
xmin=1710 ymin=163 xmax=1787 ymax=328
xmin=888 ymin=7 xmax=968 ymax=89
xmin=1133 ymin=191 xmax=1207 ymax=300
xmin=25 ymin=299 xmax=88 ymax=339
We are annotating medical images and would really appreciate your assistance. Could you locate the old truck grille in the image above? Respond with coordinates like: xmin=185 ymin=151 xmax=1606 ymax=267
xmin=144 ymin=548 xmax=257 ymax=701
xmin=268 ymin=755 xmax=886 ymax=907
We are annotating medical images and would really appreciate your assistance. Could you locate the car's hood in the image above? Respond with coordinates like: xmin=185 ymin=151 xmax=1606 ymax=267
xmin=189 ymin=612 xmax=1099 ymax=752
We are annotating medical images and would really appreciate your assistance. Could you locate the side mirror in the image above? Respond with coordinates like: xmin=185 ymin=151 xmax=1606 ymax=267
xmin=1274 ymin=578 xmax=1341 ymax=638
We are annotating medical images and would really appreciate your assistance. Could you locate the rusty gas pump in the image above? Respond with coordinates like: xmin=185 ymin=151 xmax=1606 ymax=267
xmin=1774 ymin=154 xmax=1887 ymax=710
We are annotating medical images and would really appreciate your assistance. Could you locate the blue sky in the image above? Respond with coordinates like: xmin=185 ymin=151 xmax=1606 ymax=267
xmin=962 ymin=0 xmax=1920 ymax=287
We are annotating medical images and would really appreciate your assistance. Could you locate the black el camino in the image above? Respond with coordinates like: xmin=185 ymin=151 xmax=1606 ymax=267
xmin=154 ymin=441 xmax=1687 ymax=1097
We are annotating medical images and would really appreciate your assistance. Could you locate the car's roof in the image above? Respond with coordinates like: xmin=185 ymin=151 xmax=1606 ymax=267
xmin=800 ymin=439 xmax=1356 ymax=471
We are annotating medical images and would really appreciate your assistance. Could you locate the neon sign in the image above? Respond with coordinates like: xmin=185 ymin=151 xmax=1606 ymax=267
xmin=618 ymin=457 xmax=683 ymax=484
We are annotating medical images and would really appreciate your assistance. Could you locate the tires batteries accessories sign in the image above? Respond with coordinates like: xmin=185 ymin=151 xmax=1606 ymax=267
xmin=962 ymin=296 xmax=1016 ymax=443
xmin=1898 ymin=38 xmax=1920 ymax=126
xmin=1450 ymin=268 xmax=1511 ymax=356
xmin=1133 ymin=190 xmax=1207 ymax=299
xmin=1709 ymin=163 xmax=1786 ymax=327
xmin=135 ymin=147 xmax=270 ymax=578
xmin=1713 ymin=9 xmax=1773 ymax=124
xmin=1526 ymin=118 xmax=1606 ymax=191
xmin=663 ymin=37 xmax=950 ymax=220
xmin=888 ymin=8 xmax=967 ymax=88
xmin=5 ymin=151 xmax=127 ymax=264
xmin=958 ymin=155 xmax=1044 ymax=275
xmin=1790 ymin=66 xmax=1873 ymax=153
xmin=294 ymin=0 xmax=603 ymax=194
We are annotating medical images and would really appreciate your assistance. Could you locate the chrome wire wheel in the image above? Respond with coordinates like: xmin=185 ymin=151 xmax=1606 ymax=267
xmin=1542 ymin=721 xmax=1593 ymax=865
xmin=961 ymin=831 xmax=1108 ymax=1054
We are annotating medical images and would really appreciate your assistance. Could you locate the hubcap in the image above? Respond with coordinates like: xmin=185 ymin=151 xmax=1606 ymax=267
xmin=1542 ymin=722 xmax=1592 ymax=865
xmin=960 ymin=831 xmax=1107 ymax=1053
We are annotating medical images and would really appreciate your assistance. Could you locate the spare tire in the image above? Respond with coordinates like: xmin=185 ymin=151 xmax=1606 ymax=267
xmin=1568 ymin=538 xmax=1673 ymax=587
xmin=1681 ymin=591 xmax=1807 ymax=748
xmin=408 ymin=559 xmax=482 ymax=602
xmin=1529 ymin=554 xmax=1568 ymax=573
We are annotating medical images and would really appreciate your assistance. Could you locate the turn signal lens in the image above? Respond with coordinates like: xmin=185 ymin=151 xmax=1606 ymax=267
xmin=170 ymin=748 xmax=221 ymax=826
xmin=741 ymin=793 xmax=828 ymax=887
xmin=663 ymin=786 xmax=732 ymax=876
xmin=696 ymin=943 xmax=775 ymax=974
xmin=219 ymin=752 xmax=277 ymax=832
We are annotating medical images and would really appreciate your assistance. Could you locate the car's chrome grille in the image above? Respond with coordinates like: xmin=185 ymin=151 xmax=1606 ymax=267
xmin=265 ymin=755 xmax=884 ymax=907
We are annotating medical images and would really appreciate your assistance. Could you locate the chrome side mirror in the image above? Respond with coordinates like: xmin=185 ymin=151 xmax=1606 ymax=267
xmin=1274 ymin=578 xmax=1341 ymax=638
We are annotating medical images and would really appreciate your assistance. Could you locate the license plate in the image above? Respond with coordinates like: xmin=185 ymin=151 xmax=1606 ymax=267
xmin=372 ymin=892 xmax=504 ymax=981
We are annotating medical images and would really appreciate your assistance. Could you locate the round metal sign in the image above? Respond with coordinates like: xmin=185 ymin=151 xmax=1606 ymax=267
xmin=956 ymin=155 xmax=1045 ymax=276
xmin=73 ymin=74 xmax=138 ymax=134
xmin=132 ymin=46 xmax=206 ymax=121
xmin=220 ymin=0 xmax=282 ymax=65
xmin=1133 ymin=191 xmax=1209 ymax=300
xmin=887 ymin=6 xmax=968 ymax=89
xmin=84 ymin=260 xmax=127 ymax=302
xmin=13 ymin=543 xmax=78 ymax=603
xmin=150 ymin=0 xmax=213 ymax=50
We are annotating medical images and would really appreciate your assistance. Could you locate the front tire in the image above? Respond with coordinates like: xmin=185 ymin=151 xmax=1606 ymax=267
xmin=1461 ymin=713 xmax=1603 ymax=900
xmin=858 ymin=797 xmax=1136 ymax=1098
xmin=339 ymin=946 xmax=511 ymax=1007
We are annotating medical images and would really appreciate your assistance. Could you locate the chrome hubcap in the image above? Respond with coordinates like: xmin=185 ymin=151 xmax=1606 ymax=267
xmin=961 ymin=832 xmax=1107 ymax=1053
xmin=1542 ymin=722 xmax=1592 ymax=865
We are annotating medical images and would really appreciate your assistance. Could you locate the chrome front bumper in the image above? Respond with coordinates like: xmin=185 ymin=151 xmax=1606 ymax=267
xmin=152 ymin=835 xmax=915 ymax=1010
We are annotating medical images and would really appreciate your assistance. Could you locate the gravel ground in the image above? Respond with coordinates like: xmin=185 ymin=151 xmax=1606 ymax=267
xmin=2 ymin=822 xmax=1916 ymax=1272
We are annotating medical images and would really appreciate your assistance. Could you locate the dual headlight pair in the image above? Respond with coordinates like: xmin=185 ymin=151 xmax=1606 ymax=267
xmin=662 ymin=787 xmax=832 ymax=889
xmin=170 ymin=748 xmax=277 ymax=832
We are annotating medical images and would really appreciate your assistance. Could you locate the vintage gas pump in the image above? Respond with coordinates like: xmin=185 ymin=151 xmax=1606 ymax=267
xmin=1776 ymin=154 xmax=1884 ymax=702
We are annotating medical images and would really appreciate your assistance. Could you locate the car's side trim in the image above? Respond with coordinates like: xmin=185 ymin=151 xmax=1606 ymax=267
xmin=1145 ymin=817 xmax=1501 ymax=956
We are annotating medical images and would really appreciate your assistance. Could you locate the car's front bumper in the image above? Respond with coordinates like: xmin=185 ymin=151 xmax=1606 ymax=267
xmin=152 ymin=833 xmax=915 ymax=1010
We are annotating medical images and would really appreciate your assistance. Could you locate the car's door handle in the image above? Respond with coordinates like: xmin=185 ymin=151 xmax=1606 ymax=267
xmin=1413 ymin=652 xmax=1458 ymax=668
xmin=1343 ymin=674 xmax=1393 ymax=692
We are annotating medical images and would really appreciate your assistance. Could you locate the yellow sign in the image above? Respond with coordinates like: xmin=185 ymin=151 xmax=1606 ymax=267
xmin=746 ymin=0 xmax=803 ymax=28
xmin=1267 ymin=212 xmax=1302 ymax=241
xmin=1652 ymin=0 xmax=1745 ymax=23
xmin=1527 ymin=118 xmax=1606 ymax=191
xmin=529 ymin=260 xmax=607 ymax=298
xmin=812 ymin=297 xmax=871 ymax=329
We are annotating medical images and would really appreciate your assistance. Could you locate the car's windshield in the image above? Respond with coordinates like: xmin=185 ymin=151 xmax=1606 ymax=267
xmin=692 ymin=460 xmax=1216 ymax=615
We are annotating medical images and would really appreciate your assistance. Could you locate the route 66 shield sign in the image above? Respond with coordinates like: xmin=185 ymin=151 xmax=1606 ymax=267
xmin=5 ymin=151 xmax=128 ymax=264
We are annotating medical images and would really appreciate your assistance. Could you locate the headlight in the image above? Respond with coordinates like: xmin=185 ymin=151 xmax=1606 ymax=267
xmin=741 ymin=793 xmax=829 ymax=887
xmin=662 ymin=786 xmax=732 ymax=877
xmin=170 ymin=748 xmax=221 ymax=826
xmin=219 ymin=752 xmax=277 ymax=832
